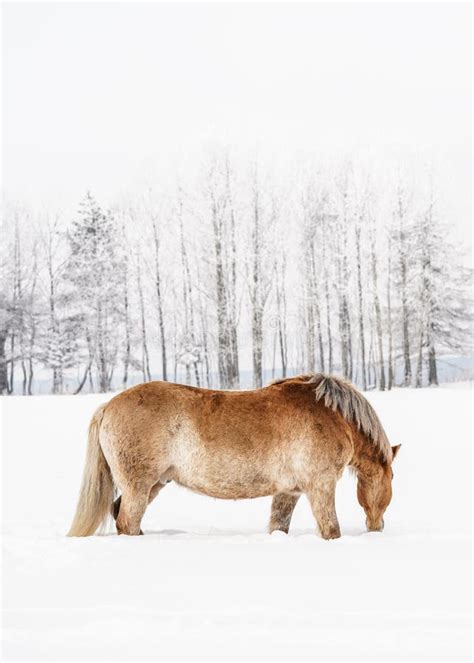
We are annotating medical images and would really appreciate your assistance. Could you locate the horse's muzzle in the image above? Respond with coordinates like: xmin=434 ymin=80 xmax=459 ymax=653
xmin=366 ymin=518 xmax=384 ymax=532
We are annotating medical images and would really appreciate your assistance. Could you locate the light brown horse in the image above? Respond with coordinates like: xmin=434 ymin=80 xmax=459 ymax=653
xmin=68 ymin=374 xmax=400 ymax=539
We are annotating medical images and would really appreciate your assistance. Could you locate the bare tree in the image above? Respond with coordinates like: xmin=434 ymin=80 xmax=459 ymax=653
xmin=247 ymin=164 xmax=274 ymax=388
xmin=121 ymin=238 xmax=132 ymax=388
xmin=151 ymin=211 xmax=168 ymax=381
xmin=386 ymin=235 xmax=395 ymax=390
xmin=274 ymin=254 xmax=288 ymax=378
xmin=354 ymin=221 xmax=367 ymax=390
xmin=136 ymin=249 xmax=152 ymax=382
xmin=42 ymin=217 xmax=64 ymax=393
xmin=204 ymin=154 xmax=241 ymax=388
xmin=301 ymin=186 xmax=327 ymax=373
xmin=395 ymin=182 xmax=412 ymax=386
xmin=177 ymin=191 xmax=201 ymax=386
xmin=321 ymin=212 xmax=334 ymax=374
xmin=334 ymin=171 xmax=353 ymax=379
xmin=369 ymin=219 xmax=386 ymax=391
xmin=2 ymin=155 xmax=472 ymax=396
xmin=224 ymin=157 xmax=240 ymax=388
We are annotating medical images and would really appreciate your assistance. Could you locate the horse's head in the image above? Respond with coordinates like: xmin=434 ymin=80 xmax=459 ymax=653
xmin=357 ymin=444 xmax=401 ymax=532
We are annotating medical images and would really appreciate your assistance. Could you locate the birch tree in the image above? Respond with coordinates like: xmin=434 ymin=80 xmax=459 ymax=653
xmin=204 ymin=154 xmax=241 ymax=388
xmin=394 ymin=182 xmax=413 ymax=386
xmin=150 ymin=209 xmax=168 ymax=381
xmin=247 ymin=164 xmax=274 ymax=388
xmin=369 ymin=216 xmax=386 ymax=391
xmin=334 ymin=171 xmax=353 ymax=379
xmin=354 ymin=218 xmax=367 ymax=390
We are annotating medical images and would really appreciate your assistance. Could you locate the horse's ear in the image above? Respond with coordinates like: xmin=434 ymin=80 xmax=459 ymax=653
xmin=391 ymin=444 xmax=401 ymax=460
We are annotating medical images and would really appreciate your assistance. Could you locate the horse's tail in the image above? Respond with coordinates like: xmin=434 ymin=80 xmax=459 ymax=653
xmin=67 ymin=403 xmax=114 ymax=537
xmin=309 ymin=374 xmax=392 ymax=463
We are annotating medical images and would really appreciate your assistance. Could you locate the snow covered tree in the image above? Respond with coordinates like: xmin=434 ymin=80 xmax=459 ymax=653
xmin=333 ymin=168 xmax=354 ymax=380
xmin=0 ymin=210 xmax=41 ymax=394
xmin=201 ymin=153 xmax=241 ymax=389
xmin=1 ymin=152 xmax=472 ymax=395
xmin=368 ymin=212 xmax=386 ymax=391
xmin=300 ymin=183 xmax=328 ymax=373
xmin=246 ymin=163 xmax=275 ymax=388
xmin=149 ymin=201 xmax=168 ymax=382
xmin=411 ymin=191 xmax=472 ymax=386
xmin=63 ymin=193 xmax=124 ymax=393
xmin=0 ymin=291 xmax=12 ymax=395
xmin=392 ymin=181 xmax=414 ymax=386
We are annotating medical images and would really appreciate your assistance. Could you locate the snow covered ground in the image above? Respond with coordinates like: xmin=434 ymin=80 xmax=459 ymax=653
xmin=1 ymin=384 xmax=472 ymax=661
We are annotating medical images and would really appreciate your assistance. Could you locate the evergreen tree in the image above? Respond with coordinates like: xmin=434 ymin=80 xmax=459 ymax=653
xmin=63 ymin=193 xmax=124 ymax=392
xmin=412 ymin=195 xmax=472 ymax=386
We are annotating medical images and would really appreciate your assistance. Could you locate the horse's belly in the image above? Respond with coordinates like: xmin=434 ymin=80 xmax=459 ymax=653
xmin=169 ymin=430 xmax=301 ymax=499
xmin=174 ymin=477 xmax=279 ymax=500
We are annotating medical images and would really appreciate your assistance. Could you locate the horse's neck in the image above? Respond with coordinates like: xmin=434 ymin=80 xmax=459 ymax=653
xmin=350 ymin=432 xmax=384 ymax=478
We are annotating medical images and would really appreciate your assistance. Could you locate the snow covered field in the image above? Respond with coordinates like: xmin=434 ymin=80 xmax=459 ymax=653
xmin=1 ymin=384 xmax=472 ymax=661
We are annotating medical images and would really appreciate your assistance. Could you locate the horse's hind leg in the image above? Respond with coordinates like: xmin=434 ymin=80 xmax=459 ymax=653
xmin=112 ymin=480 xmax=168 ymax=534
xmin=115 ymin=487 xmax=149 ymax=536
xmin=306 ymin=476 xmax=341 ymax=540
xmin=269 ymin=494 xmax=300 ymax=534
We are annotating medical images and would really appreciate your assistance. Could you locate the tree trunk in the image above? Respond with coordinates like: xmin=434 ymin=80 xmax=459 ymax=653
xmin=75 ymin=357 xmax=93 ymax=395
xmin=306 ymin=283 xmax=316 ymax=373
xmin=199 ymin=295 xmax=211 ymax=388
xmin=152 ymin=219 xmax=168 ymax=381
xmin=9 ymin=334 xmax=15 ymax=393
xmin=397 ymin=194 xmax=412 ymax=386
xmin=0 ymin=332 xmax=8 ymax=395
xmin=27 ymin=331 xmax=35 ymax=395
xmin=212 ymin=197 xmax=231 ymax=388
xmin=275 ymin=258 xmax=288 ymax=378
xmin=136 ymin=256 xmax=151 ymax=382
xmin=427 ymin=331 xmax=438 ymax=386
xmin=415 ymin=328 xmax=424 ymax=388
xmin=122 ymin=251 xmax=131 ymax=389
xmin=178 ymin=198 xmax=200 ymax=387
xmin=96 ymin=302 xmax=110 ymax=393
xmin=46 ymin=234 xmax=61 ymax=395
xmin=355 ymin=225 xmax=367 ymax=390
xmin=225 ymin=158 xmax=240 ymax=388
xmin=321 ymin=214 xmax=333 ymax=373
xmin=341 ymin=215 xmax=352 ymax=380
xmin=336 ymin=205 xmax=352 ymax=380
xmin=324 ymin=280 xmax=333 ymax=373
xmin=386 ymin=242 xmax=394 ymax=390
xmin=370 ymin=233 xmax=385 ymax=391
xmin=251 ymin=182 xmax=264 ymax=389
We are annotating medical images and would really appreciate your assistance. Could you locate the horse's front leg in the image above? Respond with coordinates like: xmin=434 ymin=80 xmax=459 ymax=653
xmin=269 ymin=493 xmax=300 ymax=534
xmin=306 ymin=476 xmax=341 ymax=540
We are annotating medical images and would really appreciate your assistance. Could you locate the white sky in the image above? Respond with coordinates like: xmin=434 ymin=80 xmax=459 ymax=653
xmin=2 ymin=2 xmax=472 ymax=240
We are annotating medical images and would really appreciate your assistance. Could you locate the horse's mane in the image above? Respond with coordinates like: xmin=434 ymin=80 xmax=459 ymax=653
xmin=270 ymin=373 xmax=391 ymax=463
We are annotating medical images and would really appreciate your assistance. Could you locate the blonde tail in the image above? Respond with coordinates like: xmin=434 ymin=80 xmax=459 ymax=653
xmin=67 ymin=404 xmax=114 ymax=536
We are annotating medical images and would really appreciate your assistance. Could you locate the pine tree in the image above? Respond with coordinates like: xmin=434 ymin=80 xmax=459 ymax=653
xmin=412 ymin=192 xmax=472 ymax=386
xmin=63 ymin=193 xmax=124 ymax=393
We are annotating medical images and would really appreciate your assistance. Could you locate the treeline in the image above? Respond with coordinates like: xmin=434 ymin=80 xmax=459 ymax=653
xmin=1 ymin=153 xmax=471 ymax=395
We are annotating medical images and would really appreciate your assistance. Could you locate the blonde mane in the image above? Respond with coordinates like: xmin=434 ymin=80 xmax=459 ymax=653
xmin=271 ymin=373 xmax=392 ymax=463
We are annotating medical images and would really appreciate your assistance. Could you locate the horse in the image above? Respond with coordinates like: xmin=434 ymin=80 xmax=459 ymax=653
xmin=67 ymin=373 xmax=400 ymax=539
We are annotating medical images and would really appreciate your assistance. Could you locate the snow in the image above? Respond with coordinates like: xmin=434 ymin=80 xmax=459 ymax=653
xmin=2 ymin=385 xmax=472 ymax=660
